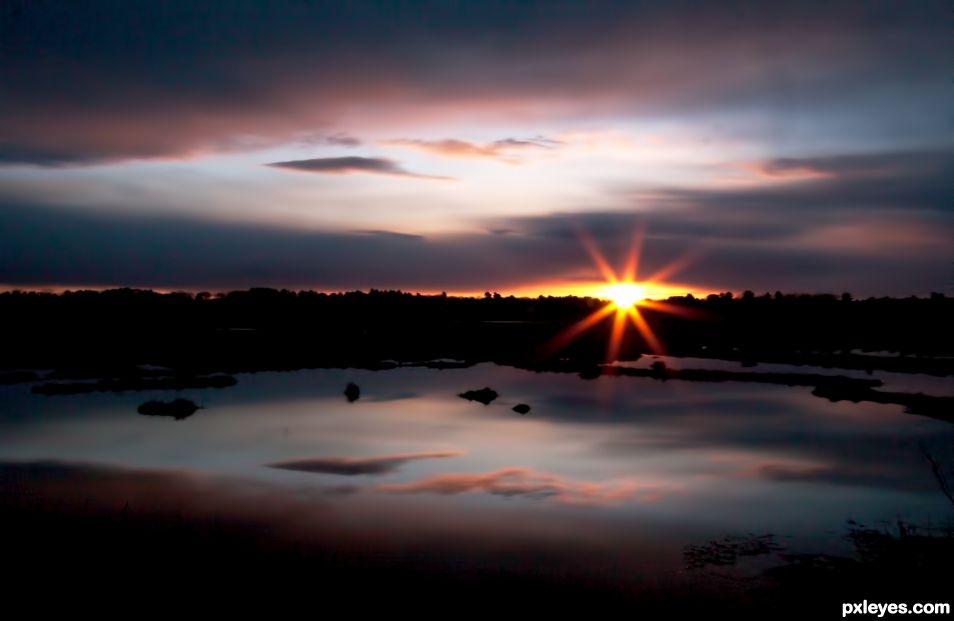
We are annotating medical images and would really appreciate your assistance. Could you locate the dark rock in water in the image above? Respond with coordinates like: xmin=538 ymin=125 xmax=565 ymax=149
xmin=344 ymin=382 xmax=360 ymax=403
xmin=512 ymin=403 xmax=531 ymax=415
xmin=137 ymin=399 xmax=201 ymax=420
xmin=458 ymin=387 xmax=498 ymax=405
xmin=649 ymin=361 xmax=669 ymax=378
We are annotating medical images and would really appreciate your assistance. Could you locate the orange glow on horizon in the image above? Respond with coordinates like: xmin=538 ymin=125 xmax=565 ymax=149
xmin=494 ymin=277 xmax=711 ymax=301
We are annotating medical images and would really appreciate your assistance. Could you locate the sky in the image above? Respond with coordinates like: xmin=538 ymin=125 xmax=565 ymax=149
xmin=0 ymin=0 xmax=951 ymax=297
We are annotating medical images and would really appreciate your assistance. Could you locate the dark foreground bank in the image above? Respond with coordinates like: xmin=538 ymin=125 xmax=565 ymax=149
xmin=3 ymin=460 xmax=951 ymax=618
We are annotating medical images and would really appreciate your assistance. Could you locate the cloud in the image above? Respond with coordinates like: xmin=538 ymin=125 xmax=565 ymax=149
xmin=2 ymin=147 xmax=952 ymax=296
xmin=0 ymin=459 xmax=347 ymax=517
xmin=1 ymin=164 xmax=952 ymax=297
xmin=299 ymin=132 xmax=362 ymax=148
xmin=611 ymin=150 xmax=952 ymax=222
xmin=0 ymin=2 xmax=947 ymax=164
xmin=385 ymin=136 xmax=560 ymax=162
xmin=267 ymin=451 xmax=463 ymax=475
xmin=356 ymin=230 xmax=425 ymax=241
xmin=266 ymin=157 xmax=451 ymax=180
xmin=376 ymin=467 xmax=654 ymax=505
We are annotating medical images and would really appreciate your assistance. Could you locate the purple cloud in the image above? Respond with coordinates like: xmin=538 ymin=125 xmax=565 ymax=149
xmin=266 ymin=156 xmax=452 ymax=180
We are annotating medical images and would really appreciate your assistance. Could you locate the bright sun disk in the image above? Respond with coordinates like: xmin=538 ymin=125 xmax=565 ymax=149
xmin=603 ymin=282 xmax=646 ymax=308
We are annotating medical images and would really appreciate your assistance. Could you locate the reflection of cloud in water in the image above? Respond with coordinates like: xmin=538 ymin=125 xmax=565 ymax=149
xmin=0 ymin=459 xmax=343 ymax=521
xmin=365 ymin=391 xmax=420 ymax=402
xmin=378 ymin=467 xmax=661 ymax=505
xmin=753 ymin=461 xmax=936 ymax=491
xmin=267 ymin=450 xmax=463 ymax=475
xmin=1 ymin=363 xmax=951 ymax=542
xmin=0 ymin=459 xmax=686 ymax=596
xmin=571 ymin=386 xmax=948 ymax=494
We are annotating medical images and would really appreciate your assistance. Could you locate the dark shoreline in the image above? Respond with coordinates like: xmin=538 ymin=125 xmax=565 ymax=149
xmin=3 ymin=287 xmax=951 ymax=422
xmin=2 ymin=289 xmax=952 ymax=373
xmin=2 ymin=459 xmax=950 ymax=617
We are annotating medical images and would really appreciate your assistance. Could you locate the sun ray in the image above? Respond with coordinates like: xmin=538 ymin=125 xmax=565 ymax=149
xmin=638 ymin=298 xmax=709 ymax=320
xmin=606 ymin=304 xmax=629 ymax=362
xmin=620 ymin=224 xmax=646 ymax=283
xmin=627 ymin=306 xmax=664 ymax=354
xmin=578 ymin=227 xmax=619 ymax=284
xmin=643 ymin=248 xmax=702 ymax=286
xmin=544 ymin=303 xmax=616 ymax=354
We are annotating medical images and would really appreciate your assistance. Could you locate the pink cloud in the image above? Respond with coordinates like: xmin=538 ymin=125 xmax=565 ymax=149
xmin=384 ymin=137 xmax=560 ymax=162
xmin=716 ymin=161 xmax=835 ymax=186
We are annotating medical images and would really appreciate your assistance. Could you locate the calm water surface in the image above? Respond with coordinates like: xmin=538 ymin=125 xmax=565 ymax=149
xmin=2 ymin=361 xmax=952 ymax=587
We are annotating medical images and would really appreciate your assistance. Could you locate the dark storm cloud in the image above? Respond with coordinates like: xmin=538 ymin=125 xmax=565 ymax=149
xmin=0 ymin=200 xmax=470 ymax=291
xmin=507 ymin=151 xmax=954 ymax=253
xmin=650 ymin=150 xmax=954 ymax=215
xmin=266 ymin=156 xmax=450 ymax=180
xmin=0 ymin=0 xmax=948 ymax=164
xmin=498 ymin=150 xmax=954 ymax=247
xmin=502 ymin=149 xmax=954 ymax=291
xmin=267 ymin=451 xmax=463 ymax=476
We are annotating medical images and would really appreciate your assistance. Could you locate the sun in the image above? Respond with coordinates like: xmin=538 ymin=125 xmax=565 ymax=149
xmin=545 ymin=225 xmax=702 ymax=361
xmin=601 ymin=282 xmax=647 ymax=309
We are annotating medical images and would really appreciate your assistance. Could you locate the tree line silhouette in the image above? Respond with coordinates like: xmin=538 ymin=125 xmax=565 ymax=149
xmin=0 ymin=288 xmax=950 ymax=374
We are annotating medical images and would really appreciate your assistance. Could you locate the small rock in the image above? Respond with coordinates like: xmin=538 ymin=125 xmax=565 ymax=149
xmin=458 ymin=387 xmax=498 ymax=405
xmin=344 ymin=382 xmax=360 ymax=403
xmin=512 ymin=403 xmax=531 ymax=415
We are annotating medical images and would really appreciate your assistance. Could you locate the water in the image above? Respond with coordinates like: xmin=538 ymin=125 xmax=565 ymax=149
xmin=1 ymin=362 xmax=952 ymax=591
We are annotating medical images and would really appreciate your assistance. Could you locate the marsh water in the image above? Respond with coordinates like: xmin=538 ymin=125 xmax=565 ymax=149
xmin=2 ymin=358 xmax=952 ymax=594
